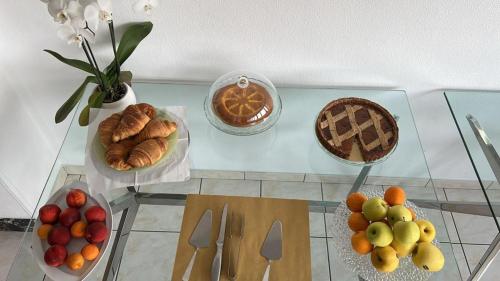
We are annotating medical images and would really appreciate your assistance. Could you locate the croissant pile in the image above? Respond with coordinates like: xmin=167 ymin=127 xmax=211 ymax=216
xmin=97 ymin=103 xmax=177 ymax=171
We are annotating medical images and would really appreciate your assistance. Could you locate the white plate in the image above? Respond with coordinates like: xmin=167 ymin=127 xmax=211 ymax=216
xmin=32 ymin=181 xmax=113 ymax=281
xmin=90 ymin=108 xmax=189 ymax=179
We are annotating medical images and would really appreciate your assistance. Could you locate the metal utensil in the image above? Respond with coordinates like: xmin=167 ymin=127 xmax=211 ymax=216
xmin=228 ymin=212 xmax=245 ymax=281
xmin=211 ymin=203 xmax=228 ymax=281
xmin=182 ymin=209 xmax=213 ymax=281
xmin=260 ymin=220 xmax=283 ymax=281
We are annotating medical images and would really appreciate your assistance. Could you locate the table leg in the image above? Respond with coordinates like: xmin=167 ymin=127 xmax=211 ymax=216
xmin=468 ymin=232 xmax=500 ymax=281
xmin=349 ymin=165 xmax=372 ymax=194
xmin=103 ymin=188 xmax=139 ymax=281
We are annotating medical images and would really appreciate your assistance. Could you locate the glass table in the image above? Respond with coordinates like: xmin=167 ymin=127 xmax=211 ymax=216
xmin=445 ymin=91 xmax=500 ymax=280
xmin=6 ymin=83 xmax=494 ymax=281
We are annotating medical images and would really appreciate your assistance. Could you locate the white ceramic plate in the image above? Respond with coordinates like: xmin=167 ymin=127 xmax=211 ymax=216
xmin=31 ymin=181 xmax=113 ymax=281
xmin=90 ymin=109 xmax=189 ymax=179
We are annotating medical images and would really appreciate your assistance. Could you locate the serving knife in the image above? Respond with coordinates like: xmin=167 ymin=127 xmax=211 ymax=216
xmin=260 ymin=220 xmax=283 ymax=281
xmin=211 ymin=203 xmax=228 ymax=281
xmin=182 ymin=209 xmax=213 ymax=281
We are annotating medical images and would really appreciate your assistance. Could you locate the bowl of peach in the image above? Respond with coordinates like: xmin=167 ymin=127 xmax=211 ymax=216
xmin=31 ymin=181 xmax=112 ymax=281
xmin=331 ymin=186 xmax=445 ymax=281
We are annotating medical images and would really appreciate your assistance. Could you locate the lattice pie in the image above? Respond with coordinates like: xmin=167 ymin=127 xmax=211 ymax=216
xmin=315 ymin=98 xmax=398 ymax=162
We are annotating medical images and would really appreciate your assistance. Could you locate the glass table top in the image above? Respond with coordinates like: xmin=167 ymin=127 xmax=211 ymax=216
xmin=445 ymin=91 xmax=500 ymax=222
xmin=7 ymin=83 xmax=480 ymax=280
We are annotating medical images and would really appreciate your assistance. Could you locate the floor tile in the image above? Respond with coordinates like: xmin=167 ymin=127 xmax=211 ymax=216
xmin=366 ymin=176 xmax=429 ymax=187
xmin=444 ymin=189 xmax=488 ymax=202
xmin=431 ymin=179 xmax=482 ymax=189
xmin=261 ymin=181 xmax=322 ymax=200
xmin=310 ymin=213 xmax=326 ymax=237
xmin=462 ymin=244 xmax=489 ymax=274
xmin=326 ymin=238 xmax=359 ymax=281
xmin=451 ymin=243 xmax=469 ymax=280
xmin=452 ymin=213 xmax=498 ymax=244
xmin=441 ymin=211 xmax=460 ymax=243
xmin=117 ymin=232 xmax=179 ymax=281
xmin=4 ymin=232 xmax=45 ymax=281
xmin=304 ymin=174 xmax=357 ymax=184
xmin=0 ymin=232 xmax=24 ymax=281
xmin=191 ymin=170 xmax=244 ymax=180
xmin=310 ymin=238 xmax=330 ymax=281
xmin=139 ymin=179 xmax=201 ymax=194
xmin=323 ymin=184 xmax=383 ymax=202
xmin=200 ymin=179 xmax=260 ymax=197
xmin=245 ymin=171 xmax=305 ymax=182
xmin=63 ymin=165 xmax=85 ymax=175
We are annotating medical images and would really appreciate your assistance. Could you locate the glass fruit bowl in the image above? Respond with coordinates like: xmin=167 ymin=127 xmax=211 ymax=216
xmin=204 ymin=70 xmax=282 ymax=135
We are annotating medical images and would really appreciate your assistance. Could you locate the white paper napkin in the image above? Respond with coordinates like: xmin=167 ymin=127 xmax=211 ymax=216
xmin=84 ymin=106 xmax=190 ymax=195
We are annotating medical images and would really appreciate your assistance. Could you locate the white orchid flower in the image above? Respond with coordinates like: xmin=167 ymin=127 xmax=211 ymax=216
xmin=57 ymin=22 xmax=95 ymax=47
xmin=47 ymin=0 xmax=85 ymax=26
xmin=84 ymin=0 xmax=113 ymax=31
xmin=133 ymin=0 xmax=158 ymax=15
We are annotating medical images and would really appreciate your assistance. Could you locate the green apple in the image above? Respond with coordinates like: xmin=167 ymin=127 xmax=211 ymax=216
xmin=412 ymin=242 xmax=445 ymax=272
xmin=415 ymin=220 xmax=436 ymax=242
xmin=387 ymin=205 xmax=412 ymax=225
xmin=362 ymin=197 xmax=388 ymax=221
xmin=393 ymin=221 xmax=420 ymax=244
xmin=366 ymin=222 xmax=393 ymax=247
xmin=391 ymin=239 xmax=416 ymax=257
xmin=370 ymin=246 xmax=399 ymax=272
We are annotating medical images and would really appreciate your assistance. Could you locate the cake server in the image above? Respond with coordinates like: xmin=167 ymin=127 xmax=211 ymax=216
xmin=182 ymin=209 xmax=213 ymax=281
xmin=211 ymin=203 xmax=228 ymax=281
xmin=260 ymin=220 xmax=283 ymax=281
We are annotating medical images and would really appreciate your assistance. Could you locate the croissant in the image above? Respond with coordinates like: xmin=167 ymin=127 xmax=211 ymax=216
xmin=105 ymin=139 xmax=137 ymax=171
xmin=127 ymin=138 xmax=168 ymax=168
xmin=134 ymin=118 xmax=177 ymax=143
xmin=136 ymin=103 xmax=156 ymax=119
xmin=112 ymin=104 xmax=152 ymax=143
xmin=98 ymin=113 xmax=121 ymax=148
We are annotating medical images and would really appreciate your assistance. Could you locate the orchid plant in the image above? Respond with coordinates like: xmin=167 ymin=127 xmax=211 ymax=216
xmin=41 ymin=0 xmax=158 ymax=125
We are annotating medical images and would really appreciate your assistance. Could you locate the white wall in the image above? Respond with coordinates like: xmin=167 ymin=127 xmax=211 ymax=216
xmin=1 ymin=0 xmax=500 ymax=217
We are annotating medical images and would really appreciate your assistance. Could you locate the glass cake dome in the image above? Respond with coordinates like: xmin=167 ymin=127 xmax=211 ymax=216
xmin=204 ymin=70 xmax=282 ymax=135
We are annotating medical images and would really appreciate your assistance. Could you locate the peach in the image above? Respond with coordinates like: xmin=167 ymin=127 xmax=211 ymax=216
xmin=48 ymin=226 xmax=71 ymax=246
xmin=66 ymin=189 xmax=87 ymax=209
xmin=39 ymin=204 xmax=61 ymax=224
xmin=59 ymin=208 xmax=81 ymax=227
xmin=85 ymin=206 xmax=106 ymax=223
xmin=44 ymin=245 xmax=67 ymax=267
xmin=85 ymin=222 xmax=108 ymax=243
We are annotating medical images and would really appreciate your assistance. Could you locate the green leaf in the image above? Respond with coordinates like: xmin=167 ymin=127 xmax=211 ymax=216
xmin=116 ymin=22 xmax=153 ymax=65
xmin=119 ymin=71 xmax=133 ymax=85
xmin=79 ymin=105 xmax=90 ymax=126
xmin=55 ymin=76 xmax=95 ymax=123
xmin=44 ymin=50 xmax=95 ymax=75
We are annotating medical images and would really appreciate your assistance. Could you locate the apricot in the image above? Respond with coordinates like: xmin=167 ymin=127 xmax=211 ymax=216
xmin=71 ymin=220 xmax=87 ymax=238
xmin=37 ymin=224 xmax=53 ymax=240
xmin=66 ymin=253 xmax=85 ymax=270
xmin=81 ymin=244 xmax=100 ymax=261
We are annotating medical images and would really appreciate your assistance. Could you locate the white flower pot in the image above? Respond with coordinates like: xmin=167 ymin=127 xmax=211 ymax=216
xmin=101 ymin=83 xmax=136 ymax=112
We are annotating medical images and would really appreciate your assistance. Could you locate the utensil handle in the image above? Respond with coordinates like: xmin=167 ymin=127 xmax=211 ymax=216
xmin=182 ymin=248 xmax=198 ymax=281
xmin=211 ymin=246 xmax=223 ymax=281
xmin=262 ymin=263 xmax=270 ymax=281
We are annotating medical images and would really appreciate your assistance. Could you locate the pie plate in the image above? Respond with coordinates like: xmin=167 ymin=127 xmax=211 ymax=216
xmin=31 ymin=181 xmax=113 ymax=281
xmin=90 ymin=108 xmax=189 ymax=178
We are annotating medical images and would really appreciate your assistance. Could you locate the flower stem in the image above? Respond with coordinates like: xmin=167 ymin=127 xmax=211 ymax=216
xmin=108 ymin=20 xmax=121 ymax=88
xmin=82 ymin=42 xmax=104 ymax=89
xmin=84 ymin=38 xmax=112 ymax=98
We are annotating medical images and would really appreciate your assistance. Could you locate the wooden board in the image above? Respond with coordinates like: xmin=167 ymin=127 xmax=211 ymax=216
xmin=171 ymin=194 xmax=312 ymax=281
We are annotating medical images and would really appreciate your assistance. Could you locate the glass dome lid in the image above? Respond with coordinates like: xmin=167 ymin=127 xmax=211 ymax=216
xmin=204 ymin=70 xmax=282 ymax=135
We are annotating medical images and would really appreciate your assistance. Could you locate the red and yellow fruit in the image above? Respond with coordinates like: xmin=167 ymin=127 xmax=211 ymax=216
xmin=86 ymin=222 xmax=108 ymax=243
xmin=39 ymin=204 xmax=61 ymax=224
xmin=48 ymin=226 xmax=71 ymax=246
xmin=44 ymin=245 xmax=67 ymax=267
xmin=59 ymin=208 xmax=81 ymax=228
xmin=85 ymin=206 xmax=106 ymax=223
xmin=66 ymin=189 xmax=87 ymax=209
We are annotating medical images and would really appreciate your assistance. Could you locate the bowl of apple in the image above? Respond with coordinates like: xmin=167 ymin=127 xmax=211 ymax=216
xmin=330 ymin=186 xmax=445 ymax=281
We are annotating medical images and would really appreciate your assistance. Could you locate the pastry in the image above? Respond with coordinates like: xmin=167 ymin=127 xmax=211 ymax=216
xmin=134 ymin=118 xmax=177 ymax=143
xmin=112 ymin=104 xmax=153 ymax=143
xmin=315 ymin=97 xmax=398 ymax=162
xmin=136 ymin=103 xmax=157 ymax=119
xmin=105 ymin=139 xmax=136 ymax=171
xmin=212 ymin=82 xmax=273 ymax=127
xmin=127 ymin=138 xmax=168 ymax=168
xmin=98 ymin=113 xmax=121 ymax=148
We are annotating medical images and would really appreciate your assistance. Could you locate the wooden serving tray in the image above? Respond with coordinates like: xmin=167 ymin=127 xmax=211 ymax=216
xmin=171 ymin=194 xmax=312 ymax=281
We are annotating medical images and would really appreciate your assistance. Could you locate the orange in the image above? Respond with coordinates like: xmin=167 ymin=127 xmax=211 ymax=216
xmin=348 ymin=212 xmax=370 ymax=231
xmin=408 ymin=207 xmax=417 ymax=221
xmin=351 ymin=231 xmax=373 ymax=255
xmin=37 ymin=224 xmax=53 ymax=240
xmin=81 ymin=244 xmax=100 ymax=261
xmin=71 ymin=220 xmax=87 ymax=238
xmin=384 ymin=186 xmax=406 ymax=206
xmin=346 ymin=192 xmax=368 ymax=212
xmin=66 ymin=253 xmax=85 ymax=270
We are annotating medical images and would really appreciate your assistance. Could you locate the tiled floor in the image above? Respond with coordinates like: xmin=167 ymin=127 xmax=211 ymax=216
xmin=2 ymin=172 xmax=500 ymax=280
